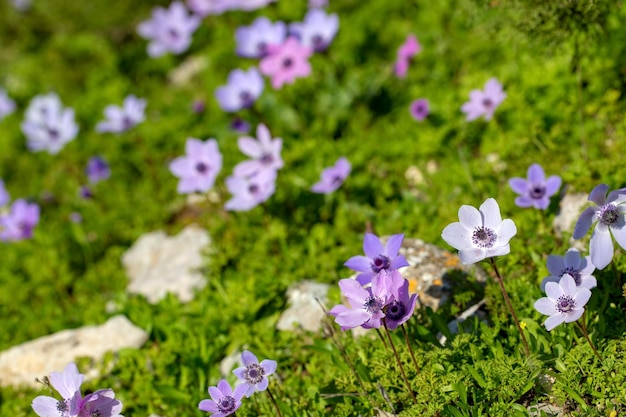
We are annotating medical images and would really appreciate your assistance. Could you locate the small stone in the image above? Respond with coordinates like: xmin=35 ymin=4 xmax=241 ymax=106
xmin=122 ymin=224 xmax=210 ymax=303
xmin=168 ymin=56 xmax=209 ymax=86
xmin=277 ymin=280 xmax=330 ymax=332
xmin=0 ymin=315 xmax=148 ymax=388
xmin=437 ymin=299 xmax=488 ymax=345
xmin=219 ymin=350 xmax=241 ymax=378
xmin=527 ymin=402 xmax=564 ymax=417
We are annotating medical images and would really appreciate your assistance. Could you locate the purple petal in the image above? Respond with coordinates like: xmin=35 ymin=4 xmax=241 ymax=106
xmin=572 ymin=207 xmax=597 ymax=239
xmin=383 ymin=233 xmax=404 ymax=257
xmin=233 ymin=383 xmax=248 ymax=401
xmin=514 ymin=196 xmax=534 ymax=208
xmin=540 ymin=276 xmax=559 ymax=292
xmin=355 ymin=272 xmax=375 ymax=286
xmin=508 ymin=178 xmax=528 ymax=195
xmin=544 ymin=314 xmax=565 ymax=331
xmin=590 ymin=226 xmax=613 ymax=270
xmin=563 ymin=249 xmax=581 ymax=269
xmin=362 ymin=233 xmax=384 ymax=258
xmin=610 ymin=222 xmax=626 ymax=250
xmin=208 ymin=387 xmax=222 ymax=403
xmin=217 ymin=379 xmax=232 ymax=396
xmin=260 ymin=359 xmax=277 ymax=375
xmin=32 ymin=396 xmax=62 ymax=417
xmin=544 ymin=176 xmax=562 ymax=196
xmin=335 ymin=309 xmax=370 ymax=330
xmin=441 ymin=222 xmax=471 ymax=251
xmin=241 ymin=350 xmax=258 ymax=367
xmin=256 ymin=377 xmax=269 ymax=392
xmin=534 ymin=297 xmax=556 ymax=315
xmin=588 ymin=184 xmax=609 ymax=205
xmin=458 ymin=205 xmax=481 ymax=229
xmin=527 ymin=163 xmax=545 ymax=184
xmin=337 ymin=278 xmax=367 ymax=304
xmin=233 ymin=367 xmax=246 ymax=380
xmin=390 ymin=254 xmax=410 ymax=269
xmin=199 ymin=399 xmax=218 ymax=412
xmin=344 ymin=255 xmax=372 ymax=272
xmin=480 ymin=198 xmax=502 ymax=230
xmin=546 ymin=254 xmax=564 ymax=276
xmin=238 ymin=137 xmax=263 ymax=158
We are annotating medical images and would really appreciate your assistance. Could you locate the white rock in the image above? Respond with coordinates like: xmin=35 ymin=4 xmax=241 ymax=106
xmin=0 ymin=315 xmax=148 ymax=388
xmin=277 ymin=280 xmax=330 ymax=332
xmin=123 ymin=225 xmax=210 ymax=303
xmin=553 ymin=193 xmax=589 ymax=251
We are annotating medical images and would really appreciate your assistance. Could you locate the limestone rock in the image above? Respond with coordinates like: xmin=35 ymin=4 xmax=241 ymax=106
xmin=552 ymin=193 xmax=589 ymax=251
xmin=528 ymin=402 xmax=564 ymax=417
xmin=123 ymin=224 xmax=210 ymax=303
xmin=0 ymin=315 xmax=148 ymax=388
xmin=277 ymin=280 xmax=330 ymax=332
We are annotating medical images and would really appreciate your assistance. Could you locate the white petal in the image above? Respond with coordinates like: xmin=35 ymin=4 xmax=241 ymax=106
xmin=495 ymin=219 xmax=516 ymax=245
xmin=458 ymin=248 xmax=486 ymax=264
xmin=573 ymin=287 xmax=591 ymax=308
xmin=458 ymin=205 xmax=481 ymax=229
xmin=564 ymin=308 xmax=584 ymax=323
xmin=534 ymin=297 xmax=556 ymax=315
xmin=590 ymin=226 xmax=614 ymax=270
xmin=441 ymin=222 xmax=471 ymax=250
xmin=545 ymin=314 xmax=566 ymax=331
xmin=479 ymin=198 xmax=502 ymax=230
xmin=559 ymin=274 xmax=576 ymax=295
xmin=545 ymin=281 xmax=563 ymax=300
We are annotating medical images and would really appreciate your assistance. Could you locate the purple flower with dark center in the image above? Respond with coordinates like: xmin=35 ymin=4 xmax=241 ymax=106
xmin=0 ymin=180 xmax=10 ymax=207
xmin=0 ymin=199 xmax=40 ymax=242
xmin=0 ymin=88 xmax=16 ymax=121
xmin=86 ymin=156 xmax=111 ymax=184
xmin=259 ymin=37 xmax=313 ymax=89
xmin=541 ymin=248 xmax=596 ymax=291
xmin=21 ymin=93 xmax=79 ymax=155
xmin=534 ymin=274 xmax=591 ymax=331
xmin=70 ymin=212 xmax=83 ymax=224
xmin=461 ymin=78 xmax=506 ymax=121
xmin=169 ymin=138 xmax=223 ymax=194
xmin=77 ymin=389 xmax=124 ymax=417
xmin=329 ymin=273 xmax=391 ymax=330
xmin=137 ymin=1 xmax=200 ymax=57
xmin=573 ymin=184 xmax=626 ymax=270
xmin=215 ymin=68 xmax=264 ymax=112
xmin=231 ymin=118 xmax=250 ymax=133
xmin=96 ymin=95 xmax=146 ymax=133
xmin=383 ymin=270 xmax=418 ymax=330
xmin=394 ymin=34 xmax=421 ymax=78
xmin=187 ymin=0 xmax=232 ymax=16
xmin=441 ymin=198 xmax=517 ymax=264
xmin=233 ymin=350 xmax=277 ymax=398
xmin=31 ymin=362 xmax=84 ymax=417
xmin=225 ymin=169 xmax=276 ymax=211
xmin=289 ymin=9 xmax=339 ymax=52
xmin=311 ymin=157 xmax=350 ymax=194
xmin=409 ymin=98 xmax=429 ymax=121
xmin=508 ymin=163 xmax=561 ymax=210
xmin=79 ymin=185 xmax=93 ymax=199
xmin=233 ymin=124 xmax=283 ymax=177
xmin=235 ymin=17 xmax=286 ymax=59
xmin=192 ymin=99 xmax=206 ymax=114
xmin=198 ymin=379 xmax=246 ymax=417
xmin=344 ymin=233 xmax=410 ymax=286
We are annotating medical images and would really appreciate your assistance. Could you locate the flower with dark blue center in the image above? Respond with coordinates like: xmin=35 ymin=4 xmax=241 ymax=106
xmin=344 ymin=233 xmax=410 ymax=286
xmin=215 ymin=68 xmax=264 ymax=112
xmin=509 ymin=163 xmax=561 ymax=210
xmin=199 ymin=379 xmax=246 ymax=417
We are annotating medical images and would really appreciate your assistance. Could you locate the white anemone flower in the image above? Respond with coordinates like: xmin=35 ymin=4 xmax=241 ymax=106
xmin=534 ymin=274 xmax=591 ymax=331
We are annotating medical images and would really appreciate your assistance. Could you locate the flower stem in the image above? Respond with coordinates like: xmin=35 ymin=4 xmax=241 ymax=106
xmin=266 ymin=387 xmax=283 ymax=417
xmin=383 ymin=320 xmax=418 ymax=404
xmin=488 ymin=258 xmax=530 ymax=357
xmin=375 ymin=328 xmax=388 ymax=348
xmin=576 ymin=317 xmax=603 ymax=363
xmin=401 ymin=324 xmax=420 ymax=374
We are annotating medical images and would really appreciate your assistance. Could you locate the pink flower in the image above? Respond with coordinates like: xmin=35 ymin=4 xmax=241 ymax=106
xmin=259 ymin=37 xmax=312 ymax=89
xmin=394 ymin=34 xmax=421 ymax=78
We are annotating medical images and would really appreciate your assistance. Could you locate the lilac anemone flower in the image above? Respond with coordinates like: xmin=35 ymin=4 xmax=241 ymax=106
xmin=409 ymin=98 xmax=429 ymax=121
xmin=541 ymin=248 xmax=596 ymax=291
xmin=233 ymin=124 xmax=283 ymax=177
xmin=198 ymin=379 xmax=246 ymax=417
xmin=224 ymin=169 xmax=276 ymax=211
xmin=259 ymin=37 xmax=312 ymax=89
xmin=509 ymin=163 xmax=561 ymax=210
xmin=187 ymin=0 xmax=233 ymax=16
xmin=96 ymin=95 xmax=146 ymax=133
xmin=344 ymin=233 xmax=410 ymax=286
xmin=382 ymin=270 xmax=417 ymax=330
xmin=394 ymin=34 xmax=421 ymax=78
xmin=215 ymin=68 xmax=264 ymax=112
xmin=461 ymin=78 xmax=506 ymax=121
xmin=233 ymin=350 xmax=277 ymax=398
xmin=169 ymin=138 xmax=223 ymax=194
xmin=0 ymin=199 xmax=40 ymax=242
xmin=137 ymin=2 xmax=200 ymax=57
xmin=311 ymin=157 xmax=350 ymax=194
xmin=86 ymin=156 xmax=111 ymax=184
xmin=573 ymin=184 xmax=626 ymax=270
xmin=76 ymin=389 xmax=124 ymax=417
xmin=289 ymin=9 xmax=339 ymax=52
xmin=21 ymin=93 xmax=79 ymax=155
xmin=235 ymin=17 xmax=286 ymax=58
xmin=534 ymin=274 xmax=591 ymax=331
xmin=330 ymin=273 xmax=391 ymax=330
xmin=31 ymin=362 xmax=84 ymax=417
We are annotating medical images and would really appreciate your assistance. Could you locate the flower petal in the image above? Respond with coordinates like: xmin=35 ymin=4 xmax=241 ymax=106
xmin=564 ymin=308 xmax=584 ymax=323
xmin=544 ymin=175 xmax=562 ymax=197
xmin=573 ymin=287 xmax=591 ymax=308
xmin=260 ymin=359 xmax=277 ymax=375
xmin=540 ymin=276 xmax=559 ymax=292
xmin=458 ymin=205 xmax=481 ymax=229
xmin=527 ymin=163 xmax=545 ymax=184
xmin=534 ymin=297 xmax=556 ymax=315
xmin=335 ymin=309 xmax=370 ymax=330
xmin=441 ymin=222 xmax=472 ymax=251
xmin=580 ymin=276 xmax=597 ymax=290
xmin=198 ymin=399 xmax=218 ymax=413
xmin=545 ymin=281 xmax=563 ymax=300
xmin=588 ymin=184 xmax=609 ymax=206
xmin=344 ymin=255 xmax=371 ymax=272
xmin=509 ymin=178 xmax=528 ymax=195
xmin=610 ymin=221 xmax=626 ymax=250
xmin=241 ymin=350 xmax=258 ymax=367
xmin=563 ymin=249 xmax=581 ymax=269
xmin=384 ymin=233 xmax=404 ymax=257
xmin=546 ymin=254 xmax=564 ymax=276
xmin=590 ymin=226 xmax=613 ymax=270
xmin=480 ymin=198 xmax=502 ymax=230
xmin=573 ymin=207 xmax=597 ymax=239
xmin=495 ymin=219 xmax=517 ymax=246
xmin=559 ymin=274 xmax=576 ymax=295
xmin=458 ymin=248 xmax=486 ymax=264
xmin=363 ymin=233 xmax=384 ymax=258
xmin=544 ymin=314 xmax=565 ymax=331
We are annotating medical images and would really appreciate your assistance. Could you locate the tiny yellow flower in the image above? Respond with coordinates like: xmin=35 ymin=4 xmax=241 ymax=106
xmin=520 ymin=322 xmax=527 ymax=330
xmin=609 ymin=410 xmax=617 ymax=417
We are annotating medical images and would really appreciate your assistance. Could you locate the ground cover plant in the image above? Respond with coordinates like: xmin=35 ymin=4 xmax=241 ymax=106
xmin=2 ymin=0 xmax=626 ymax=415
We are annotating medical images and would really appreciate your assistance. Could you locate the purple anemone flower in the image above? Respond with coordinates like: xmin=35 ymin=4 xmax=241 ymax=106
xmin=231 ymin=118 xmax=251 ymax=133
xmin=215 ymin=68 xmax=264 ymax=113
xmin=233 ymin=350 xmax=277 ymax=398
xmin=394 ymin=34 xmax=421 ymax=78
xmin=198 ymin=379 xmax=246 ymax=417
xmin=289 ymin=9 xmax=339 ymax=52
xmin=77 ymin=389 xmax=124 ymax=417
xmin=330 ymin=273 xmax=391 ymax=330
xmin=187 ymin=0 xmax=232 ymax=16
xmin=461 ymin=78 xmax=506 ymax=121
xmin=0 ymin=180 xmax=10 ymax=207
xmin=259 ymin=37 xmax=312 ymax=89
xmin=86 ymin=156 xmax=111 ymax=184
xmin=344 ymin=233 xmax=410 ymax=286
xmin=509 ymin=163 xmax=561 ymax=210
xmin=0 ymin=88 xmax=16 ymax=121
xmin=311 ymin=157 xmax=350 ymax=194
xmin=169 ymin=138 xmax=223 ymax=194
xmin=409 ymin=98 xmax=429 ymax=121
xmin=0 ymin=199 xmax=40 ymax=242
xmin=573 ymin=184 xmax=626 ymax=270
xmin=541 ymin=248 xmax=596 ymax=291
xmin=233 ymin=124 xmax=283 ymax=177
xmin=383 ymin=270 xmax=418 ymax=330
xmin=21 ymin=93 xmax=79 ymax=155
xmin=96 ymin=95 xmax=146 ymax=133
xmin=137 ymin=2 xmax=200 ymax=57
xmin=235 ymin=0 xmax=276 ymax=10
xmin=225 ymin=169 xmax=276 ymax=211
xmin=235 ymin=17 xmax=286 ymax=59
xmin=31 ymin=362 xmax=84 ymax=417
xmin=534 ymin=274 xmax=591 ymax=331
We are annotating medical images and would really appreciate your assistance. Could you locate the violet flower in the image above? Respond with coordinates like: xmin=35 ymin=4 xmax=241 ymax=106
xmin=235 ymin=17 xmax=286 ymax=59
xmin=31 ymin=362 xmax=84 ymax=417
xmin=441 ymin=198 xmax=517 ymax=264
xmin=137 ymin=1 xmax=200 ymax=57
xmin=383 ymin=270 xmax=417 ymax=330
xmin=508 ymin=163 xmax=561 ymax=210
xmin=259 ymin=37 xmax=312 ymax=89
xmin=0 ymin=88 xmax=16 ymax=121
xmin=330 ymin=273 xmax=391 ymax=330
xmin=233 ymin=124 xmax=283 ymax=177
xmin=231 ymin=118 xmax=250 ymax=133
xmin=311 ymin=157 xmax=350 ymax=194
xmin=309 ymin=0 xmax=328 ymax=7
xmin=541 ymin=248 xmax=596 ymax=291
xmin=0 ymin=180 xmax=10 ymax=207
xmin=224 ymin=169 xmax=276 ymax=211
xmin=96 ymin=95 xmax=146 ymax=133
xmin=233 ymin=350 xmax=277 ymax=398
xmin=0 ymin=199 xmax=40 ymax=242
xmin=86 ymin=156 xmax=111 ymax=184
xmin=187 ymin=0 xmax=232 ymax=16
xmin=394 ymin=34 xmax=421 ymax=78
xmin=344 ymin=233 xmax=410 ymax=286
xmin=21 ymin=93 xmax=79 ymax=155
xmin=409 ymin=98 xmax=429 ymax=121
xmin=461 ymin=78 xmax=506 ymax=121
xmin=573 ymin=184 xmax=626 ymax=270
xmin=198 ymin=379 xmax=246 ymax=417
xmin=235 ymin=0 xmax=276 ymax=10
xmin=77 ymin=389 xmax=124 ymax=417
xmin=215 ymin=67 xmax=264 ymax=113
xmin=534 ymin=274 xmax=591 ymax=331
xmin=289 ymin=9 xmax=339 ymax=52
xmin=169 ymin=138 xmax=223 ymax=194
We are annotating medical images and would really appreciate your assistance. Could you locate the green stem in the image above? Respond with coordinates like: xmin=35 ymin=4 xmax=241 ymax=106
xmin=266 ymin=387 xmax=283 ymax=417
xmin=383 ymin=320 xmax=418 ymax=405
xmin=401 ymin=324 xmax=420 ymax=374
xmin=576 ymin=317 xmax=602 ymax=363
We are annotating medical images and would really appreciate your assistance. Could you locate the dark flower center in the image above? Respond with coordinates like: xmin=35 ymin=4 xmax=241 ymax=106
xmin=196 ymin=162 xmax=209 ymax=174
xmin=471 ymin=226 xmax=497 ymax=248
xmin=555 ymin=295 xmax=575 ymax=313
xmin=385 ymin=300 xmax=406 ymax=321
xmin=257 ymin=41 xmax=267 ymax=54
xmin=56 ymin=400 xmax=69 ymax=415
xmin=244 ymin=363 xmax=266 ymax=385
xmin=48 ymin=128 xmax=60 ymax=141
xmin=90 ymin=412 xmax=102 ymax=417
xmin=529 ymin=184 xmax=546 ymax=199
xmin=218 ymin=396 xmax=236 ymax=413
xmin=168 ymin=28 xmax=180 ymax=41
xmin=122 ymin=116 xmax=133 ymax=130
xmin=331 ymin=175 xmax=343 ymax=185
xmin=249 ymin=184 xmax=260 ymax=195
xmin=363 ymin=295 xmax=384 ymax=314
xmin=561 ymin=267 xmax=582 ymax=286
xmin=260 ymin=153 xmax=274 ymax=165
xmin=598 ymin=204 xmax=621 ymax=226
xmin=282 ymin=58 xmax=293 ymax=68
xmin=370 ymin=255 xmax=391 ymax=273
xmin=312 ymin=34 xmax=324 ymax=48
xmin=482 ymin=98 xmax=493 ymax=108
xmin=239 ymin=91 xmax=253 ymax=107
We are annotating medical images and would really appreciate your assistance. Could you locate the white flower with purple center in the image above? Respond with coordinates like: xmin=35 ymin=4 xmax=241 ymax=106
xmin=96 ymin=95 xmax=146 ymax=133
xmin=540 ymin=248 xmax=596 ymax=291
xmin=344 ymin=233 xmax=409 ymax=286
xmin=215 ymin=67 xmax=264 ymax=113
xmin=224 ymin=169 xmax=276 ymax=211
xmin=311 ymin=157 xmax=350 ymax=194
xmin=534 ymin=274 xmax=591 ymax=331
xmin=169 ymin=138 xmax=223 ymax=194
xmin=0 ymin=88 xmax=16 ymax=121
xmin=198 ymin=379 xmax=246 ymax=417
xmin=573 ymin=184 xmax=626 ymax=270
xmin=508 ymin=163 xmax=561 ymax=210
xmin=137 ymin=1 xmax=200 ymax=58
xmin=329 ymin=273 xmax=391 ymax=330
xmin=441 ymin=198 xmax=517 ymax=264
xmin=21 ymin=93 xmax=79 ymax=155
xmin=289 ymin=8 xmax=339 ymax=52
xmin=461 ymin=78 xmax=506 ymax=122
xmin=233 ymin=350 xmax=277 ymax=398
xmin=233 ymin=124 xmax=283 ymax=178
xmin=235 ymin=17 xmax=286 ymax=58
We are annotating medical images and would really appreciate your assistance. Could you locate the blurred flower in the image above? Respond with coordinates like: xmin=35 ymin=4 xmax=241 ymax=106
xmin=198 ymin=379 xmax=246 ymax=417
xmin=441 ymin=198 xmax=516 ymax=264
xmin=96 ymin=95 xmax=146 ymax=133
xmin=260 ymin=37 xmax=312 ymax=89
xmin=235 ymin=17 xmax=286 ymax=58
xmin=541 ymin=248 xmax=596 ymax=291
xmin=21 ymin=93 xmax=79 ymax=155
xmin=170 ymin=138 xmax=223 ymax=194
xmin=77 ymin=389 xmax=124 ymax=417
xmin=192 ymin=99 xmax=206 ymax=114
xmin=86 ymin=156 xmax=111 ymax=184
xmin=32 ymin=362 xmax=84 ymax=417
xmin=573 ymin=184 xmax=626 ymax=270
xmin=289 ymin=9 xmax=339 ymax=52
xmin=509 ymin=163 xmax=561 ymax=210
xmin=330 ymin=274 xmax=390 ymax=330
xmin=311 ymin=156 xmax=350 ymax=194
xmin=0 ymin=88 xmax=16 ymax=121
xmin=233 ymin=350 xmax=277 ymax=398
xmin=409 ymin=98 xmax=429 ymax=121
xmin=137 ymin=2 xmax=200 ymax=57
xmin=382 ymin=270 xmax=417 ymax=330
xmin=344 ymin=233 xmax=409 ymax=286
xmin=231 ymin=118 xmax=250 ymax=133
xmin=394 ymin=34 xmax=421 ymax=78
xmin=79 ymin=185 xmax=93 ymax=199
xmin=10 ymin=0 xmax=31 ymax=11
xmin=0 ymin=180 xmax=10 ymax=207
xmin=225 ymin=169 xmax=276 ymax=211
xmin=309 ymin=0 xmax=328 ymax=7
xmin=235 ymin=0 xmax=277 ymax=10
xmin=187 ymin=0 xmax=232 ymax=16
xmin=215 ymin=68 xmax=264 ymax=112
xmin=461 ymin=78 xmax=506 ymax=121
xmin=70 ymin=212 xmax=83 ymax=224
xmin=534 ymin=274 xmax=591 ymax=331
xmin=233 ymin=124 xmax=283 ymax=177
